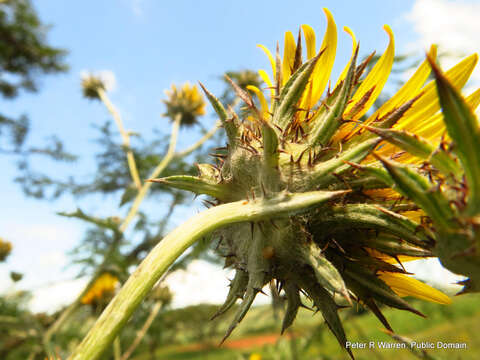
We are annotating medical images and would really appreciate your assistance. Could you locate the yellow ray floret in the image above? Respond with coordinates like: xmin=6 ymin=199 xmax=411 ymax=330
xmin=379 ymin=272 xmax=452 ymax=305
xmin=335 ymin=26 xmax=357 ymax=86
xmin=246 ymin=85 xmax=269 ymax=118
xmin=345 ymin=25 xmax=395 ymax=121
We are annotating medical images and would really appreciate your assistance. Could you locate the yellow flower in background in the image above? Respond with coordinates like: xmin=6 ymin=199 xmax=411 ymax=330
xmin=0 ymin=237 xmax=12 ymax=262
xmin=81 ymin=273 xmax=119 ymax=305
xmin=163 ymin=82 xmax=206 ymax=126
xmin=249 ymin=353 xmax=262 ymax=360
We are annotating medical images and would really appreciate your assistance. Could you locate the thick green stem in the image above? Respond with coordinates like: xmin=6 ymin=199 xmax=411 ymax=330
xmin=68 ymin=190 xmax=347 ymax=360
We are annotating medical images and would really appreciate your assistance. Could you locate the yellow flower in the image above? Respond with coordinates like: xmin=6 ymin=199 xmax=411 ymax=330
xmin=249 ymin=353 xmax=262 ymax=360
xmin=249 ymin=8 xmax=479 ymax=305
xmin=81 ymin=273 xmax=119 ymax=305
xmin=163 ymin=82 xmax=206 ymax=126
xmin=0 ymin=237 xmax=12 ymax=262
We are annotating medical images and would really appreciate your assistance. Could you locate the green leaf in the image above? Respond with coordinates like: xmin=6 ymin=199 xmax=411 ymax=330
xmin=308 ymin=244 xmax=350 ymax=301
xmin=429 ymin=58 xmax=480 ymax=215
xmin=273 ymin=50 xmax=323 ymax=129
xmin=313 ymin=203 xmax=433 ymax=247
xmin=366 ymin=126 xmax=460 ymax=176
xmin=344 ymin=266 xmax=424 ymax=317
xmin=281 ymin=281 xmax=302 ymax=334
xmin=377 ymin=156 xmax=455 ymax=230
xmin=199 ymin=82 xmax=237 ymax=146
xmin=211 ymin=270 xmax=248 ymax=320
xmin=311 ymin=137 xmax=381 ymax=188
xmin=148 ymin=175 xmax=232 ymax=201
xmin=364 ymin=234 xmax=432 ymax=258
xmin=309 ymin=46 xmax=358 ymax=146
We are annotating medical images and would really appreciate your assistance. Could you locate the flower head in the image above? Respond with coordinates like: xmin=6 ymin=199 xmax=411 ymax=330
xmin=162 ymin=82 xmax=206 ymax=126
xmin=81 ymin=273 xmax=118 ymax=305
xmin=81 ymin=73 xmax=107 ymax=100
xmin=0 ymin=237 xmax=12 ymax=262
xmin=154 ymin=8 xmax=479 ymax=358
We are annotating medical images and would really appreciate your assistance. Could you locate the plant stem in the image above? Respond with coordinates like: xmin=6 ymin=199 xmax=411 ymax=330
xmin=68 ymin=190 xmax=347 ymax=360
xmin=120 ymin=301 xmax=162 ymax=360
xmin=113 ymin=337 xmax=121 ymax=360
xmin=119 ymin=114 xmax=181 ymax=233
xmin=98 ymin=89 xmax=142 ymax=190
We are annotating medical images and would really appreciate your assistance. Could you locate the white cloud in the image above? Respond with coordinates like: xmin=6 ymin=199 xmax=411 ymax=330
xmin=164 ymin=260 xmax=270 ymax=308
xmin=29 ymin=277 xmax=88 ymax=313
xmin=406 ymin=0 xmax=480 ymax=86
xmin=80 ymin=69 xmax=117 ymax=92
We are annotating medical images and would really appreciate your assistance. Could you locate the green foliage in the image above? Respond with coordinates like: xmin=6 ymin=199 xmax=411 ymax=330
xmin=0 ymin=0 xmax=67 ymax=152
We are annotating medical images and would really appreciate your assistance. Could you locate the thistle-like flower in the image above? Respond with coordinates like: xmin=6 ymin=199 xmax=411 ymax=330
xmin=81 ymin=273 xmax=118 ymax=306
xmin=152 ymin=8 xmax=479 ymax=357
xmin=81 ymin=74 xmax=106 ymax=100
xmin=0 ymin=237 xmax=12 ymax=262
xmin=162 ymin=82 xmax=206 ymax=126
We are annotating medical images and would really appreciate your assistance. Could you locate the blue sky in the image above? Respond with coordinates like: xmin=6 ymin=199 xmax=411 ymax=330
xmin=1 ymin=0 xmax=479 ymax=311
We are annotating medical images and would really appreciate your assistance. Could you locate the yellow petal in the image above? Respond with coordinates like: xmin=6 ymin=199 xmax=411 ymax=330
xmin=282 ymin=31 xmax=296 ymax=85
xmin=308 ymin=8 xmax=337 ymax=108
xmin=346 ymin=25 xmax=395 ymax=120
xmin=258 ymin=69 xmax=274 ymax=104
xmin=379 ymin=272 xmax=452 ymax=304
xmin=397 ymin=53 xmax=478 ymax=132
xmin=257 ymin=44 xmax=276 ymax=78
xmin=370 ymin=45 xmax=437 ymax=125
xmin=246 ymin=85 xmax=269 ymax=118
xmin=301 ymin=24 xmax=316 ymax=59
xmin=335 ymin=26 xmax=357 ymax=86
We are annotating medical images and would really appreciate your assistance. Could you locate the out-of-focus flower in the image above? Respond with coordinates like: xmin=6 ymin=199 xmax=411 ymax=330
xmin=162 ymin=82 xmax=206 ymax=126
xmin=0 ymin=237 xmax=12 ymax=262
xmin=81 ymin=273 xmax=119 ymax=305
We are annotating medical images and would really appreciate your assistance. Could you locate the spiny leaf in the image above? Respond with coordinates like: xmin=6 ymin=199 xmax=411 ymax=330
xmin=366 ymin=126 xmax=460 ymax=176
xmin=344 ymin=266 xmax=425 ymax=318
xmin=311 ymin=137 xmax=381 ymax=188
xmin=220 ymin=287 xmax=258 ymax=344
xmin=376 ymin=156 xmax=455 ymax=230
xmin=310 ymin=45 xmax=358 ymax=146
xmin=429 ymin=57 xmax=480 ymax=215
xmin=148 ymin=175 xmax=231 ymax=201
xmin=199 ymin=82 xmax=237 ymax=146
xmin=305 ymin=282 xmax=353 ymax=359
xmin=211 ymin=270 xmax=248 ymax=320
xmin=313 ymin=203 xmax=433 ymax=247
xmin=364 ymin=234 xmax=432 ymax=258
xmin=273 ymin=49 xmax=324 ymax=129
xmin=308 ymin=244 xmax=350 ymax=302
xmin=281 ymin=281 xmax=302 ymax=334
xmin=261 ymin=120 xmax=280 ymax=170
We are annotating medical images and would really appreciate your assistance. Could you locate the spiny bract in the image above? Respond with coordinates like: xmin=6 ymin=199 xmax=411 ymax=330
xmin=153 ymin=8 xmax=479 ymax=358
